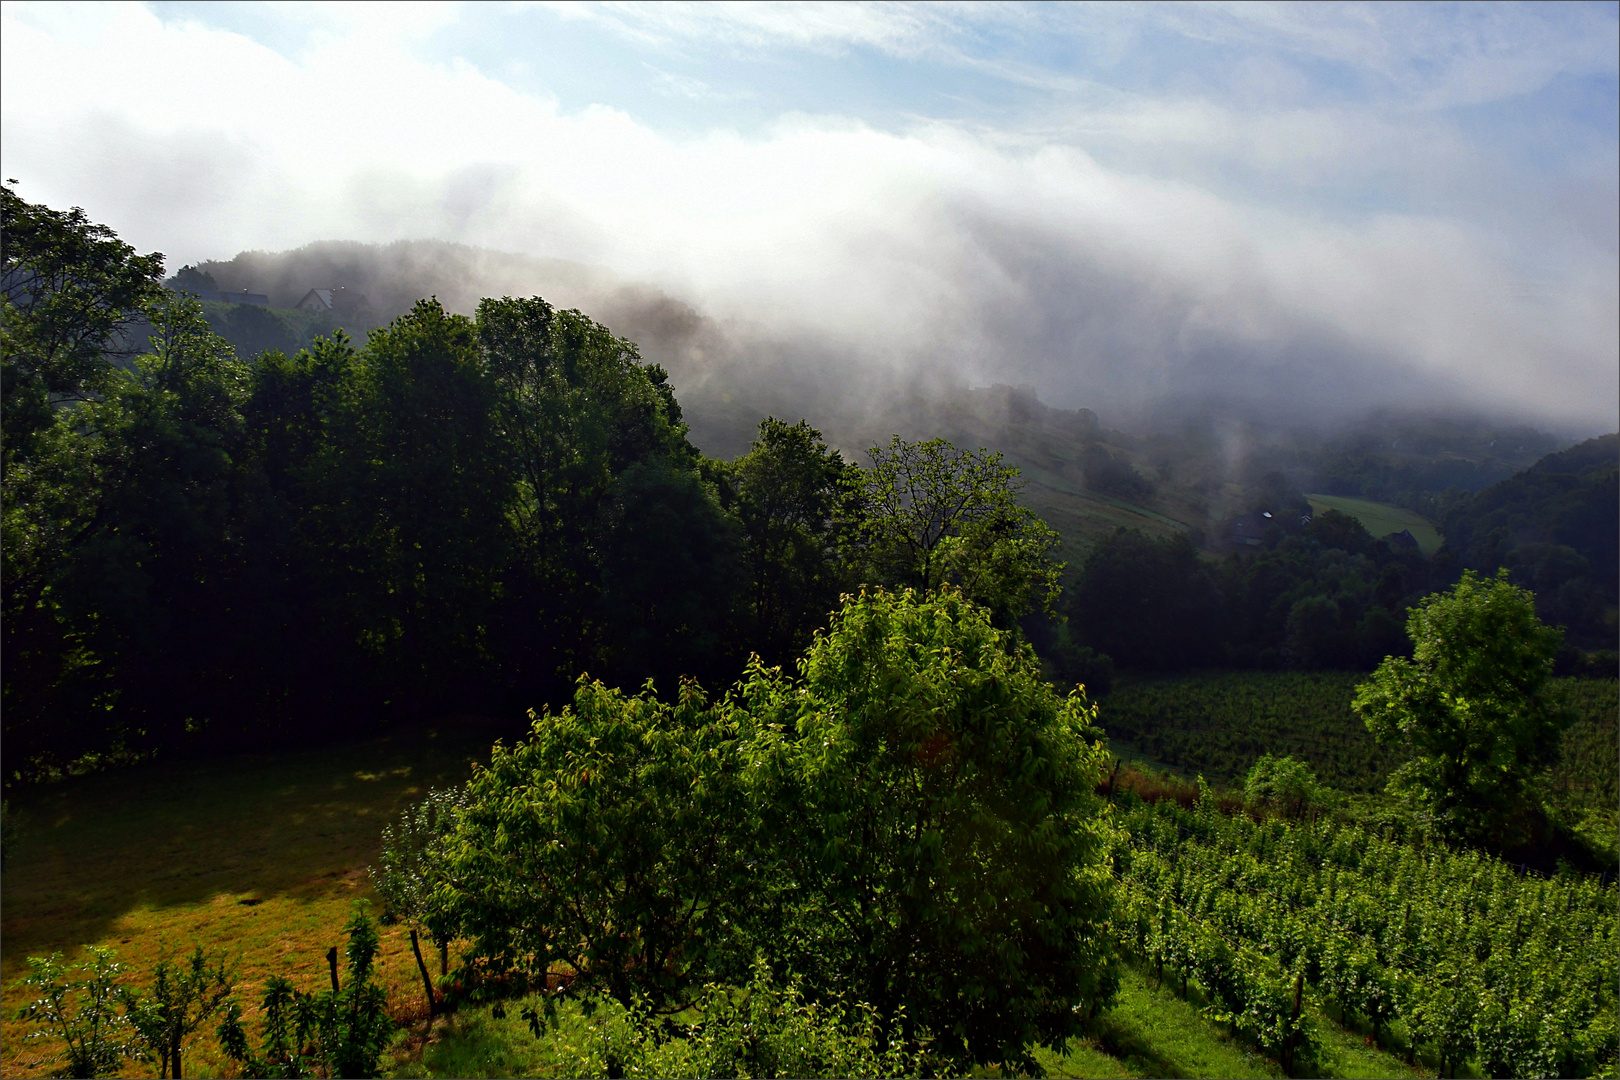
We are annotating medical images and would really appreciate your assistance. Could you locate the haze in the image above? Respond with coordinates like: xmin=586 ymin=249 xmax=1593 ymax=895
xmin=2 ymin=1 xmax=1616 ymax=435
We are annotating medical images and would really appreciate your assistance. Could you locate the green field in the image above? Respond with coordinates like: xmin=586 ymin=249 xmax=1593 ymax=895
xmin=1304 ymin=494 xmax=1443 ymax=555
xmin=0 ymin=721 xmax=517 ymax=1079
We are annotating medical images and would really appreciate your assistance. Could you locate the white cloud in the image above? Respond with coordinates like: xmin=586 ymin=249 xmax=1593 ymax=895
xmin=1 ymin=1 xmax=1614 ymax=430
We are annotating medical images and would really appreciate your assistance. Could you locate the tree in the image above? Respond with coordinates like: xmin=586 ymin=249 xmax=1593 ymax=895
xmin=853 ymin=436 xmax=1061 ymax=625
xmin=713 ymin=417 xmax=857 ymax=666
xmin=320 ymin=299 xmax=512 ymax=719
xmin=432 ymin=678 xmax=757 ymax=1013
xmin=475 ymin=295 xmax=698 ymax=700
xmin=1069 ymin=529 xmax=1221 ymax=669
xmin=1353 ymin=569 xmax=1568 ymax=843
xmin=748 ymin=587 xmax=1119 ymax=1071
xmin=596 ymin=461 xmax=745 ymax=692
xmin=1 ymin=182 xmax=165 ymax=470
xmin=122 ymin=946 xmax=234 ymax=1079
xmin=2 ymin=187 xmax=168 ymax=776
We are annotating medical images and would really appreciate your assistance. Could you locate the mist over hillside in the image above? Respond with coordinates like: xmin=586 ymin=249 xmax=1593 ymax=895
xmin=189 ymin=238 xmax=1602 ymax=470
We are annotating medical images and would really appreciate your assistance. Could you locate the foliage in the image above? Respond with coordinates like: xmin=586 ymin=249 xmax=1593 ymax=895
xmin=558 ymin=958 xmax=937 ymax=1080
xmin=710 ymin=416 xmax=858 ymax=665
xmin=748 ymin=586 xmax=1119 ymax=1071
xmin=218 ymin=902 xmax=395 ymax=1079
xmin=1115 ymin=795 xmax=1618 ymax=1079
xmin=1069 ymin=529 xmax=1221 ymax=669
xmin=369 ymin=785 xmax=470 ymax=945
xmin=852 ymin=436 xmax=1062 ymax=625
xmin=0 ymin=181 xmax=165 ymax=468
xmin=318 ymin=299 xmax=513 ymax=718
xmin=1243 ymin=755 xmax=1326 ymax=820
xmin=596 ymin=460 xmax=745 ymax=692
xmin=432 ymin=678 xmax=756 ymax=1013
xmin=9 ymin=947 xmax=136 ymax=1079
xmin=122 ymin=945 xmax=234 ymax=1079
xmin=1354 ymin=570 xmax=1568 ymax=843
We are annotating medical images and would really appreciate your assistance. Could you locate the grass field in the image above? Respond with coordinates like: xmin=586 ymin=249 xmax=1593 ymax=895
xmin=0 ymin=719 xmax=522 ymax=1079
xmin=1304 ymin=494 xmax=1443 ymax=556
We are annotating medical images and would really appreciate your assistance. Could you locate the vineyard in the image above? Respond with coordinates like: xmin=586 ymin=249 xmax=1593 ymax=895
xmin=1100 ymin=673 xmax=1619 ymax=799
xmin=1114 ymin=793 xmax=1620 ymax=1079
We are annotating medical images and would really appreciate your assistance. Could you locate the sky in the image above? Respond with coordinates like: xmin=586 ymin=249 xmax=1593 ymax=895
xmin=2 ymin=1 xmax=1617 ymax=432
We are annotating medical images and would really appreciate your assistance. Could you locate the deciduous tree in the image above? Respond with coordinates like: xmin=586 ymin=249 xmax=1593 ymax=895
xmin=1353 ymin=569 xmax=1568 ymax=843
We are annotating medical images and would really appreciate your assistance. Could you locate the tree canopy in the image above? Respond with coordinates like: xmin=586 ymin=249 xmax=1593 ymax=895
xmin=425 ymin=588 xmax=1119 ymax=1071
xmin=1353 ymin=569 xmax=1569 ymax=843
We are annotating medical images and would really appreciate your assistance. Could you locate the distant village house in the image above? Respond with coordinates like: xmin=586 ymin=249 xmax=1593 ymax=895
xmin=293 ymin=287 xmax=373 ymax=321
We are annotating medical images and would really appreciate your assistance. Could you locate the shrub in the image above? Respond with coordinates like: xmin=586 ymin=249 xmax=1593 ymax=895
xmin=218 ymin=902 xmax=394 ymax=1079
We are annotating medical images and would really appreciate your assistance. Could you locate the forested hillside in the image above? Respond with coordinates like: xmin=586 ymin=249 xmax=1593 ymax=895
xmin=2 ymin=186 xmax=1065 ymax=784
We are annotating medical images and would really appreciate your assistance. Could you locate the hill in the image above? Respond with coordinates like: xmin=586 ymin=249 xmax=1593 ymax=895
xmin=1441 ymin=433 xmax=1619 ymax=650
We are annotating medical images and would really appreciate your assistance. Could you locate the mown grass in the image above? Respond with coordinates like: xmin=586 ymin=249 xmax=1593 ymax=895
xmin=0 ymin=719 xmax=519 ymax=1079
xmin=1304 ymin=494 xmax=1442 ymax=556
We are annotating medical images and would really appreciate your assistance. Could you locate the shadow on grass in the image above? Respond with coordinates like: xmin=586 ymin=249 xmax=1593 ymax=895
xmin=0 ymin=717 xmax=523 ymax=976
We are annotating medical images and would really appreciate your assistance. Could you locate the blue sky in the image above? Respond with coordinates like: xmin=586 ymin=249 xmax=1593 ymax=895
xmin=3 ymin=2 xmax=1616 ymax=427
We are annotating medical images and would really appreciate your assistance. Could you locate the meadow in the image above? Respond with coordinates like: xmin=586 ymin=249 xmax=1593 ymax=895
xmin=1304 ymin=495 xmax=1443 ymax=556
xmin=0 ymin=719 xmax=519 ymax=1079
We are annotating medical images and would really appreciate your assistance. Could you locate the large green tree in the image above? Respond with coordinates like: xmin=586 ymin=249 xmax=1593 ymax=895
xmin=748 ymin=587 xmax=1118 ymax=1070
xmin=1353 ymin=569 xmax=1569 ymax=843
xmin=476 ymin=295 xmax=697 ymax=698
xmin=853 ymin=436 xmax=1061 ymax=625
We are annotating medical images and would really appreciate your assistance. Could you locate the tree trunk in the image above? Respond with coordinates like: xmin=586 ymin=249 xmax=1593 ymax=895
xmin=411 ymin=929 xmax=438 ymax=1019
xmin=439 ymin=939 xmax=449 ymax=977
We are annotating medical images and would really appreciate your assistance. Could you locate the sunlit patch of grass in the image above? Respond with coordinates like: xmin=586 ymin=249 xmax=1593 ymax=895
xmin=1 ymin=721 xmax=517 ymax=1079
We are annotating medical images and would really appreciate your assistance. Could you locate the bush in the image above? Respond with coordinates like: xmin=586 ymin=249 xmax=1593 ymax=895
xmin=572 ymin=959 xmax=937 ymax=1079
xmin=1242 ymin=755 xmax=1326 ymax=819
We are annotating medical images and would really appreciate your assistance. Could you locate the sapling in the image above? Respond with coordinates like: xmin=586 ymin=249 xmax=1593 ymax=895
xmin=11 ymin=947 xmax=135 ymax=1078
xmin=123 ymin=945 xmax=234 ymax=1079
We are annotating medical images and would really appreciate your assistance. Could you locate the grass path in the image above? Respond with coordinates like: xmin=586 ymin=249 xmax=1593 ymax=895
xmin=1 ymin=721 xmax=519 ymax=1079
